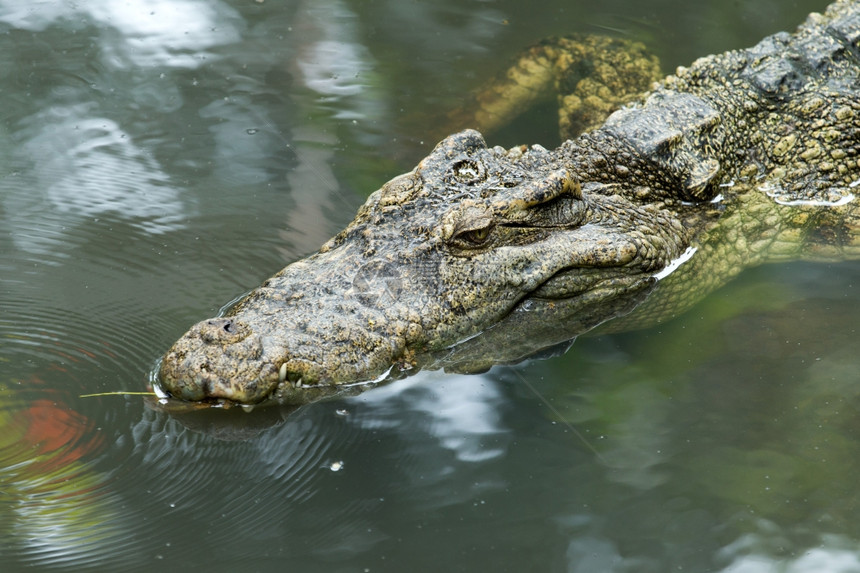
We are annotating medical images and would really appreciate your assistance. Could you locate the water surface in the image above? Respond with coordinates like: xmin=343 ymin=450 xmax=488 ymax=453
xmin=2 ymin=0 xmax=857 ymax=571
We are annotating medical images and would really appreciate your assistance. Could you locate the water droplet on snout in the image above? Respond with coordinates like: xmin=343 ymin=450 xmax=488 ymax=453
xmin=246 ymin=128 xmax=259 ymax=135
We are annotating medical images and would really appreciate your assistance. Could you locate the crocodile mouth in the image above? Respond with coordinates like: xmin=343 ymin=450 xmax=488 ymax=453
xmin=157 ymin=331 xmax=277 ymax=403
xmin=432 ymin=269 xmax=655 ymax=377
xmin=529 ymin=264 xmax=649 ymax=300
xmin=156 ymin=311 xmax=410 ymax=405
xmin=499 ymin=266 xmax=656 ymax=334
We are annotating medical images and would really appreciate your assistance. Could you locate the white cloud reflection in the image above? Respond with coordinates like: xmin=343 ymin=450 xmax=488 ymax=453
xmin=356 ymin=371 xmax=508 ymax=463
xmin=720 ymin=547 xmax=860 ymax=573
xmin=0 ymin=0 xmax=241 ymax=67
xmin=5 ymin=104 xmax=188 ymax=253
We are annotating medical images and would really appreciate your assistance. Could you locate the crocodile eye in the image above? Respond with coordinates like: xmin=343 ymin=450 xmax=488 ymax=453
xmin=451 ymin=159 xmax=486 ymax=184
xmin=455 ymin=225 xmax=493 ymax=246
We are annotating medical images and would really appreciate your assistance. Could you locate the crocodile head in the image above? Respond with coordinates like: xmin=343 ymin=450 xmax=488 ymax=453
xmin=157 ymin=130 xmax=687 ymax=405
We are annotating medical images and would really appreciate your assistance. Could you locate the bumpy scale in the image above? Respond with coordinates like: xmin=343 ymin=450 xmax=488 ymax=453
xmin=158 ymin=0 xmax=860 ymax=406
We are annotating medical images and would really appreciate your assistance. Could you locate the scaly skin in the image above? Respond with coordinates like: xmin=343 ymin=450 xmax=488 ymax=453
xmin=158 ymin=0 xmax=860 ymax=406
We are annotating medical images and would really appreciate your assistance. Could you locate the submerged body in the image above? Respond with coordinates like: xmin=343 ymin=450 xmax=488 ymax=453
xmin=158 ymin=0 xmax=860 ymax=405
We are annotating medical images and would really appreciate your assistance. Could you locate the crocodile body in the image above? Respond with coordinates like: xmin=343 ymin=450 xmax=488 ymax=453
xmin=158 ymin=1 xmax=860 ymax=406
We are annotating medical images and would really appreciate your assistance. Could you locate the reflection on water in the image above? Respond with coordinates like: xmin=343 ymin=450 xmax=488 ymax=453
xmin=1 ymin=0 xmax=857 ymax=571
xmin=0 ymin=377 xmax=134 ymax=568
xmin=16 ymin=106 xmax=185 ymax=246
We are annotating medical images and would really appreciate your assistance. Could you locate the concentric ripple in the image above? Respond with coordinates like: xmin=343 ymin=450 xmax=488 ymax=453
xmin=80 ymin=400 xmax=377 ymax=565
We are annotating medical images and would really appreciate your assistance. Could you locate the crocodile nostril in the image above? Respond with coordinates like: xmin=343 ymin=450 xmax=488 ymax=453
xmin=200 ymin=318 xmax=245 ymax=344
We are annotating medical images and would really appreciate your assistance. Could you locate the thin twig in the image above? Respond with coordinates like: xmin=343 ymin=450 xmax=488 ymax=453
xmin=511 ymin=369 xmax=607 ymax=464
xmin=79 ymin=391 xmax=157 ymax=398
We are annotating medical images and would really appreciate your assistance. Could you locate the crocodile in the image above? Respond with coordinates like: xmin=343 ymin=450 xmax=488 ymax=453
xmin=157 ymin=0 xmax=860 ymax=406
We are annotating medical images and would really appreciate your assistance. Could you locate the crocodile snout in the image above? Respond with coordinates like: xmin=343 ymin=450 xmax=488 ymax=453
xmin=158 ymin=317 xmax=279 ymax=403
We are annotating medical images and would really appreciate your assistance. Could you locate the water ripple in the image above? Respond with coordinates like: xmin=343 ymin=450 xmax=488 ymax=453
xmin=64 ymin=401 xmax=376 ymax=564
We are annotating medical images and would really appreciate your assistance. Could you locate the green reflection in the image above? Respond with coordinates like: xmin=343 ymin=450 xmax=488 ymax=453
xmin=533 ymin=260 xmax=860 ymax=566
xmin=0 ymin=380 xmax=133 ymax=567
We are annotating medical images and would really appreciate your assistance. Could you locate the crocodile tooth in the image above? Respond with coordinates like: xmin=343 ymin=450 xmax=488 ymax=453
xmin=241 ymin=404 xmax=255 ymax=413
xmin=278 ymin=363 xmax=287 ymax=383
xmin=296 ymin=379 xmax=303 ymax=388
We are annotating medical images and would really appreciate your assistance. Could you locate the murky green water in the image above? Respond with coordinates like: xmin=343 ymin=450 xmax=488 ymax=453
xmin=2 ymin=0 xmax=857 ymax=571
